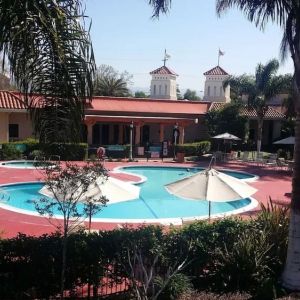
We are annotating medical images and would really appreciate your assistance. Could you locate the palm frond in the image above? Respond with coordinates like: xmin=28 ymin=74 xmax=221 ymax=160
xmin=0 ymin=0 xmax=95 ymax=143
xmin=216 ymin=0 xmax=291 ymax=30
xmin=148 ymin=0 xmax=171 ymax=18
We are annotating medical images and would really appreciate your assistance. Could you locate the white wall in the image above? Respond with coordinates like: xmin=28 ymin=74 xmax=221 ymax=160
xmin=150 ymin=74 xmax=177 ymax=100
xmin=203 ymin=74 xmax=230 ymax=102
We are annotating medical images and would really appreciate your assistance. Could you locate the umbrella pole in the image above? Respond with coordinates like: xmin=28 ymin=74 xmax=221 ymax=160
xmin=208 ymin=199 xmax=211 ymax=221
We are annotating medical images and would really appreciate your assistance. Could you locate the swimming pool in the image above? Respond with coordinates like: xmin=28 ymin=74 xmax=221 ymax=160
xmin=0 ymin=166 xmax=258 ymax=223
xmin=0 ymin=160 xmax=56 ymax=169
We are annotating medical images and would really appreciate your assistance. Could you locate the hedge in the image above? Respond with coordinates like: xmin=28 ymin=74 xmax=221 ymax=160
xmin=0 ymin=205 xmax=289 ymax=299
xmin=40 ymin=143 xmax=88 ymax=161
xmin=176 ymin=141 xmax=211 ymax=156
xmin=0 ymin=140 xmax=88 ymax=161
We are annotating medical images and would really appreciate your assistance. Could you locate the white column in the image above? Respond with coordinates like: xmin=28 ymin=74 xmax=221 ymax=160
xmin=159 ymin=124 xmax=165 ymax=142
xmin=179 ymin=126 xmax=185 ymax=144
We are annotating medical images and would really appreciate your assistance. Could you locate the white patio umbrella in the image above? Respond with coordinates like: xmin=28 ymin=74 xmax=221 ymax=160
xmin=273 ymin=136 xmax=295 ymax=145
xmin=165 ymin=167 xmax=257 ymax=219
xmin=212 ymin=132 xmax=241 ymax=141
xmin=212 ymin=132 xmax=241 ymax=152
xmin=39 ymin=176 xmax=140 ymax=204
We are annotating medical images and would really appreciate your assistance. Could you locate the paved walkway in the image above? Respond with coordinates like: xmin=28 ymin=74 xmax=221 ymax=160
xmin=0 ymin=160 xmax=292 ymax=238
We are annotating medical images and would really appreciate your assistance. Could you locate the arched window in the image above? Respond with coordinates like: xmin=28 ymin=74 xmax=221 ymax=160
xmin=165 ymin=85 xmax=167 ymax=95
xmin=207 ymin=86 xmax=210 ymax=97
xmin=153 ymin=85 xmax=156 ymax=95
xmin=220 ymin=86 xmax=223 ymax=96
xmin=214 ymin=86 xmax=217 ymax=97
xmin=159 ymin=85 xmax=162 ymax=95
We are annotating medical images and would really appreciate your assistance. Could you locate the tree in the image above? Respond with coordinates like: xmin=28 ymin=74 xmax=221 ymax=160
xmin=183 ymin=89 xmax=201 ymax=100
xmin=135 ymin=91 xmax=148 ymax=98
xmin=94 ymin=64 xmax=132 ymax=97
xmin=149 ymin=0 xmax=300 ymax=291
xmin=224 ymin=59 xmax=288 ymax=155
xmin=30 ymin=162 xmax=108 ymax=299
xmin=0 ymin=1 xmax=95 ymax=144
xmin=176 ymin=85 xmax=183 ymax=100
xmin=205 ymin=101 xmax=248 ymax=142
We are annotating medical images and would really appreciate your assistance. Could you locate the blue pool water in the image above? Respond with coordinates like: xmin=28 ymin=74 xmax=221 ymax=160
xmin=0 ymin=166 xmax=255 ymax=220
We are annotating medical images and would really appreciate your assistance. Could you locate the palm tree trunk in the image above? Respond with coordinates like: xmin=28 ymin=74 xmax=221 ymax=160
xmin=282 ymin=109 xmax=300 ymax=290
xmin=256 ymin=117 xmax=263 ymax=156
xmin=282 ymin=53 xmax=300 ymax=289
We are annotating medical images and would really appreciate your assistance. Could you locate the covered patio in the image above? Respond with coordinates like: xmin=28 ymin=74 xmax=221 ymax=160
xmin=84 ymin=96 xmax=210 ymax=146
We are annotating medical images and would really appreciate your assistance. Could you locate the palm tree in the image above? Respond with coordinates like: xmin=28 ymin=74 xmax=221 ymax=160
xmin=93 ymin=64 xmax=131 ymax=97
xmin=0 ymin=0 xmax=95 ymax=143
xmin=94 ymin=76 xmax=130 ymax=97
xmin=148 ymin=0 xmax=300 ymax=291
xmin=224 ymin=59 xmax=287 ymax=155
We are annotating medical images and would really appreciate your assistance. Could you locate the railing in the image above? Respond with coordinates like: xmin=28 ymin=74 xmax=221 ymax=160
xmin=63 ymin=262 xmax=131 ymax=298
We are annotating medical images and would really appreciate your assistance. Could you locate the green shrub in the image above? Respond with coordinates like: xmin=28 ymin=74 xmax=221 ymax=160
xmin=178 ymin=291 xmax=251 ymax=300
xmin=11 ymin=138 xmax=39 ymax=155
xmin=28 ymin=149 xmax=46 ymax=160
xmin=0 ymin=144 xmax=22 ymax=160
xmin=157 ymin=273 xmax=192 ymax=300
xmin=176 ymin=141 xmax=211 ymax=156
xmin=41 ymin=143 xmax=88 ymax=161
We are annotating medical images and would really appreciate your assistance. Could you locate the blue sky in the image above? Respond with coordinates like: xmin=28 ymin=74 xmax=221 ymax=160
xmin=85 ymin=0 xmax=294 ymax=96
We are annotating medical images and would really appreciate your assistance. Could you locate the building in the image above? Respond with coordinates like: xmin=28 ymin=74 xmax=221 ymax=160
xmin=0 ymin=62 xmax=285 ymax=147
xmin=150 ymin=65 xmax=178 ymax=100
xmin=0 ymin=91 xmax=209 ymax=145
xmin=203 ymin=66 xmax=230 ymax=102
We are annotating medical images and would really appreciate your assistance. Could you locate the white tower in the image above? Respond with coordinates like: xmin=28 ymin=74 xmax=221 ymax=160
xmin=203 ymin=66 xmax=230 ymax=102
xmin=150 ymin=52 xmax=178 ymax=100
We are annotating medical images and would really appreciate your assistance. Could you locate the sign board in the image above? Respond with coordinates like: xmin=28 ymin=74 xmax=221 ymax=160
xmin=137 ymin=147 xmax=144 ymax=156
xmin=162 ymin=141 xmax=168 ymax=157
xmin=151 ymin=152 xmax=160 ymax=158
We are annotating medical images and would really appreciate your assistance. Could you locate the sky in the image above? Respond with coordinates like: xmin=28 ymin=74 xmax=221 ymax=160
xmin=85 ymin=0 xmax=294 ymax=96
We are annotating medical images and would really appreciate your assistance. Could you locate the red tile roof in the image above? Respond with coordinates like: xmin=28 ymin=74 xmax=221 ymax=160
xmin=87 ymin=96 xmax=209 ymax=115
xmin=0 ymin=91 xmax=26 ymax=110
xmin=150 ymin=65 xmax=178 ymax=76
xmin=0 ymin=91 xmax=209 ymax=116
xmin=204 ymin=66 xmax=229 ymax=76
xmin=209 ymin=102 xmax=285 ymax=120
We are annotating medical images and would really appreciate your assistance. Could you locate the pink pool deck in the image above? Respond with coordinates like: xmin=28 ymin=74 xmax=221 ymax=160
xmin=0 ymin=160 xmax=292 ymax=238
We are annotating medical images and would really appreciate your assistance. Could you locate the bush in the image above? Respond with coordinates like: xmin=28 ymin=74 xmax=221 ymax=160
xmin=178 ymin=291 xmax=251 ymax=300
xmin=28 ymin=150 xmax=46 ymax=160
xmin=157 ymin=273 xmax=192 ymax=300
xmin=176 ymin=141 xmax=211 ymax=156
xmin=40 ymin=143 xmax=88 ymax=161
xmin=0 ymin=209 xmax=290 ymax=299
xmin=0 ymin=144 xmax=22 ymax=160
xmin=11 ymin=138 xmax=39 ymax=156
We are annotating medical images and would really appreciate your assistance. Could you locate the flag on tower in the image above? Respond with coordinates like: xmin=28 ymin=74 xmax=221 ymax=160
xmin=218 ymin=49 xmax=225 ymax=66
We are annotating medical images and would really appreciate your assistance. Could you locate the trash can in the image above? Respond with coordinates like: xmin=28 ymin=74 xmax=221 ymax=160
xmin=177 ymin=152 xmax=185 ymax=163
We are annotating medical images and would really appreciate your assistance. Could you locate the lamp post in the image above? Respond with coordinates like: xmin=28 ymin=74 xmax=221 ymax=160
xmin=173 ymin=123 xmax=179 ymax=160
xmin=129 ymin=121 xmax=134 ymax=161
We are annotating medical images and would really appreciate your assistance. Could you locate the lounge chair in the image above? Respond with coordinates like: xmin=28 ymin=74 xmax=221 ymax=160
xmin=277 ymin=158 xmax=289 ymax=171
xmin=265 ymin=154 xmax=278 ymax=168
xmin=237 ymin=151 xmax=249 ymax=163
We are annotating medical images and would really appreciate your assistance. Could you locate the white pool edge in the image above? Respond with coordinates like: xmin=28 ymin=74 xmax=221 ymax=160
xmin=0 ymin=160 xmax=56 ymax=170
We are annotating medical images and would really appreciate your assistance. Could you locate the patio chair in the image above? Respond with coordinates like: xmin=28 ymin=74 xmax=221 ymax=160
xmin=265 ymin=153 xmax=278 ymax=168
xmin=238 ymin=151 xmax=249 ymax=163
xmin=277 ymin=158 xmax=289 ymax=171
xmin=254 ymin=153 xmax=265 ymax=167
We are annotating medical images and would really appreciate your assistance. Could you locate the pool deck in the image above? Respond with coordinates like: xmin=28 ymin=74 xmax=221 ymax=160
xmin=0 ymin=160 xmax=292 ymax=238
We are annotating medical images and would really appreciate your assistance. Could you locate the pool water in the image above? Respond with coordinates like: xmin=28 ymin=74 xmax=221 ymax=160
xmin=0 ymin=166 xmax=256 ymax=221
xmin=0 ymin=160 xmax=55 ymax=169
